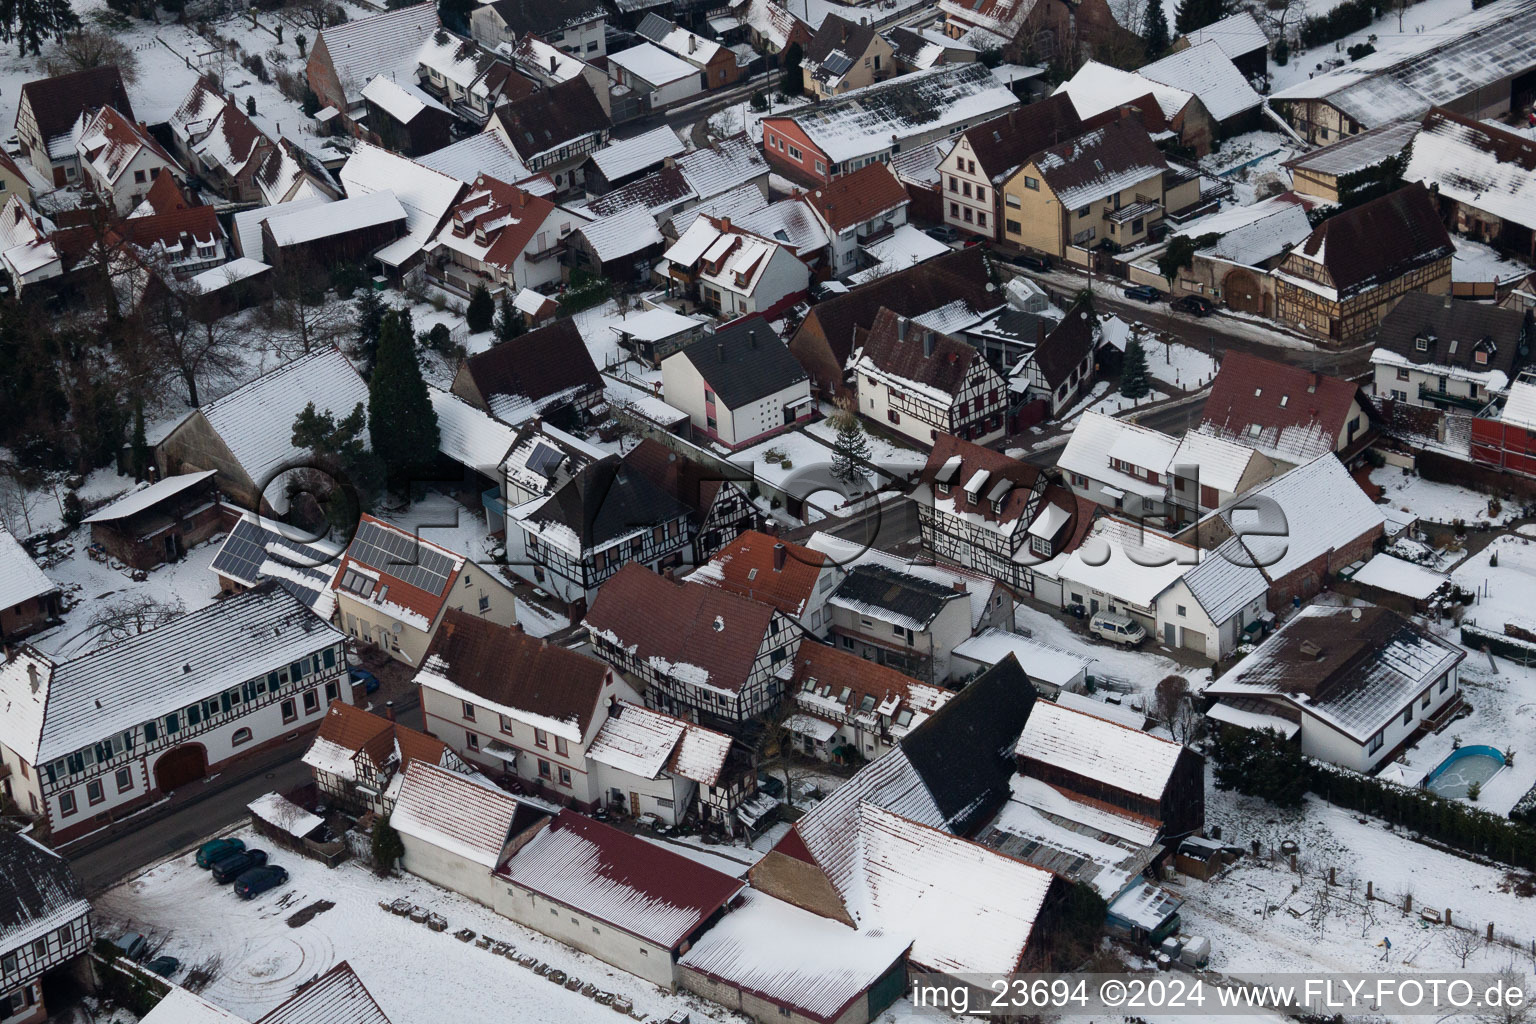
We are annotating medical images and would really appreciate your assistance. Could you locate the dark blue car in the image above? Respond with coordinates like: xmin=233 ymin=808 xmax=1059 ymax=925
xmin=211 ymin=848 xmax=269 ymax=884
xmin=1123 ymin=284 xmax=1165 ymax=302
xmin=233 ymin=865 xmax=289 ymax=900
xmin=349 ymin=667 xmax=381 ymax=694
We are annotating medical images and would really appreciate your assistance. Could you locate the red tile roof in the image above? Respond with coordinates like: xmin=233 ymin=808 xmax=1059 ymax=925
xmin=1200 ymin=351 xmax=1366 ymax=453
xmin=802 ymin=161 xmax=908 ymax=233
xmin=498 ymin=809 xmax=743 ymax=949
xmin=312 ymin=698 xmax=454 ymax=775
xmin=447 ymin=174 xmax=559 ymax=271
xmin=137 ymin=172 xmax=191 ymax=216
xmin=692 ymin=530 xmax=827 ymax=619
xmin=330 ymin=513 xmax=464 ymax=625
xmin=115 ymin=204 xmax=224 ymax=250
xmin=425 ymin=610 xmax=613 ymax=736
xmin=855 ymin=306 xmax=981 ymax=396
xmin=919 ymin=434 xmax=1043 ymax=529
xmin=788 ymin=641 xmax=944 ymax=717
xmin=585 ymin=562 xmax=779 ymax=693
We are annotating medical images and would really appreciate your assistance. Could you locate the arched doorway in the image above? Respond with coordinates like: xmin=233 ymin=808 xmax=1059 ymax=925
xmin=154 ymin=744 xmax=208 ymax=792
xmin=1223 ymin=268 xmax=1265 ymax=315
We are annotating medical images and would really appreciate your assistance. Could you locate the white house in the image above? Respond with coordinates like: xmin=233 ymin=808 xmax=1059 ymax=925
xmin=76 ymin=106 xmax=184 ymax=216
xmin=427 ymin=173 xmax=587 ymax=298
xmin=801 ymin=162 xmax=910 ymax=277
xmin=1206 ymin=605 xmax=1464 ymax=772
xmin=1153 ymin=536 xmax=1270 ymax=660
xmin=0 ymin=830 xmax=92 ymax=1024
xmin=470 ymin=0 xmax=607 ymax=57
xmin=0 ymin=585 xmax=348 ymax=843
xmin=0 ymin=197 xmax=62 ymax=295
xmin=660 ymin=317 xmax=813 ymax=449
xmin=663 ymin=217 xmax=810 ymax=319
xmin=585 ymin=699 xmax=735 ymax=825
xmin=415 ymin=610 xmax=638 ymax=808
xmin=850 ymin=308 xmax=1009 ymax=447
xmin=688 ymin=531 xmax=843 ymax=637
xmin=607 ymin=43 xmax=702 ymax=110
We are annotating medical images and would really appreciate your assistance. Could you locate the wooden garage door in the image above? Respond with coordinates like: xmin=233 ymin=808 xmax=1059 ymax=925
xmin=154 ymin=744 xmax=208 ymax=792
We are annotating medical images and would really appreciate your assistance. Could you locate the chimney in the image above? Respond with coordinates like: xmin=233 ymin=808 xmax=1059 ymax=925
xmin=1299 ymin=639 xmax=1323 ymax=660
xmin=719 ymin=216 xmax=732 ymax=233
xmin=550 ymin=54 xmax=558 ymax=72
xmin=385 ymin=700 xmax=396 ymax=722
xmin=718 ymin=341 xmax=726 ymax=362
xmin=27 ymin=663 xmax=40 ymax=693
xmin=773 ymin=542 xmax=787 ymax=571
xmin=897 ymin=318 xmax=908 ymax=342
xmin=951 ymin=579 xmax=966 ymax=593
xmin=663 ymin=566 xmax=676 ymax=581
xmin=749 ymin=328 xmax=757 ymax=348
xmin=923 ymin=330 xmax=935 ymax=358
xmin=607 ymin=695 xmax=621 ymax=718
xmin=688 ymin=34 xmax=697 ymax=53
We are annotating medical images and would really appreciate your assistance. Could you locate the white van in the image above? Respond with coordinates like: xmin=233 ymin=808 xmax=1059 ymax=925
xmin=1089 ymin=611 xmax=1146 ymax=646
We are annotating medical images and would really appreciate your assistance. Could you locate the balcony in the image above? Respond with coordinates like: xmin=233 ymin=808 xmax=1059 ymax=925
xmin=1419 ymin=383 xmax=1485 ymax=411
xmin=856 ymin=221 xmax=897 ymax=246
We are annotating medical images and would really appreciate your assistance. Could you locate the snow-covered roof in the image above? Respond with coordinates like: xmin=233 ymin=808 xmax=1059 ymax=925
xmin=1284 ymin=119 xmax=1422 ymax=178
xmin=501 ymin=810 xmax=744 ymax=948
xmin=232 ymin=196 xmax=335 ymax=262
xmin=577 ymin=206 xmax=665 ymax=262
xmin=339 ymin=141 xmax=464 ymax=267
xmin=0 ymin=527 xmax=57 ymax=610
xmin=1016 ymin=700 xmax=1183 ymax=801
xmin=586 ymin=700 xmax=732 ymax=785
xmin=668 ymin=181 xmax=770 ymax=237
xmin=1352 ymin=553 xmax=1448 ymax=600
xmin=1057 ymin=410 xmax=1176 ymax=499
xmin=1054 ymin=60 xmax=1191 ymax=123
xmin=1206 ymin=604 xmax=1463 ymax=741
xmin=607 ymin=306 xmax=705 ymax=342
xmin=264 ymin=189 xmax=406 ymax=247
xmin=83 ymin=470 xmax=217 ymax=524
xmin=1177 ymin=536 xmax=1268 ymax=624
xmin=140 ymin=989 xmax=247 ymax=1024
xmin=609 ymin=42 xmax=699 ymax=87
xmin=1138 ymin=42 xmax=1260 ymax=122
xmin=197 ymin=348 xmax=370 ymax=487
xmin=429 ymin=386 xmax=519 ymax=475
xmin=1168 ymin=428 xmax=1262 ymax=493
xmin=849 ymin=224 xmax=951 ymax=284
xmin=638 ymin=13 xmax=723 ymax=65
xmin=589 ymin=126 xmax=685 ymax=183
xmin=1205 ymin=700 xmax=1300 ymax=739
xmin=316 ymin=2 xmax=440 ymax=102
xmin=1404 ymin=109 xmax=1536 ymax=232
xmin=697 ymin=232 xmax=785 ymax=297
xmin=209 ymin=511 xmax=344 ymax=617
xmin=952 ymin=629 xmax=1088 ymax=687
xmin=1220 ymin=454 xmax=1384 ymax=583
xmin=1178 ymin=10 xmax=1268 ymax=57
xmin=188 ymin=256 xmax=270 ymax=294
xmin=678 ymin=889 xmax=909 ymax=1022
xmin=1173 ymin=194 xmax=1313 ymax=268
xmin=806 ymin=532 xmax=1002 ymax=630
xmin=258 ymin=962 xmax=393 ymax=1024
xmin=361 ymin=74 xmax=450 ymax=124
xmin=417 ymin=131 xmax=531 ymax=185
xmin=771 ymin=63 xmax=1018 ymax=165
xmin=248 ymin=791 xmax=323 ymax=837
xmin=736 ymin=198 xmax=829 ymax=257
xmin=1501 ymin=374 xmax=1536 ymax=430
xmin=1029 ymin=116 xmax=1167 ymax=210
xmin=0 ymin=195 xmax=61 ymax=282
xmin=1269 ymin=0 xmax=1536 ymax=129
xmin=0 ymin=585 xmax=344 ymax=765
xmin=391 ymin=761 xmax=521 ymax=868
xmin=1058 ymin=517 xmax=1194 ymax=609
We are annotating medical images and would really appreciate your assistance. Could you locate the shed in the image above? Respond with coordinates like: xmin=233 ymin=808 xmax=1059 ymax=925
xmin=84 ymin=471 xmax=226 ymax=570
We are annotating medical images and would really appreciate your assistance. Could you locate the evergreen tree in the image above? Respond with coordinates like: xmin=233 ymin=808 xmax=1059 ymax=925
xmin=1143 ymin=0 xmax=1170 ymax=55
xmin=829 ymin=401 xmax=871 ymax=485
xmin=781 ymin=42 xmax=803 ymax=96
xmin=1120 ymin=336 xmax=1152 ymax=399
xmin=1174 ymin=0 xmax=1223 ymax=35
xmin=354 ymin=287 xmax=386 ymax=375
xmin=0 ymin=0 xmax=80 ymax=57
xmin=368 ymin=311 xmax=440 ymax=492
xmin=494 ymin=293 xmax=523 ymax=342
xmin=371 ymin=815 xmax=405 ymax=874
xmin=1212 ymin=727 xmax=1309 ymax=808
xmin=466 ymin=284 xmax=494 ymax=334
xmin=130 ymin=401 xmax=149 ymax=482
xmin=292 ymin=400 xmax=380 ymax=531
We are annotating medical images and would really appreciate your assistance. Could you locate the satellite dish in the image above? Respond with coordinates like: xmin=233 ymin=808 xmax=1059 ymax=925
xmin=391 ymin=622 xmax=403 ymax=634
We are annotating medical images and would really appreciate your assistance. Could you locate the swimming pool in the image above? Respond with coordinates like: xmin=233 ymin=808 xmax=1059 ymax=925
xmin=1425 ymin=745 xmax=1506 ymax=799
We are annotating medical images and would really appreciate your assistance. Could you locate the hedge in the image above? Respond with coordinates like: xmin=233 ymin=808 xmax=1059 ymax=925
xmin=1306 ymin=760 xmax=1536 ymax=869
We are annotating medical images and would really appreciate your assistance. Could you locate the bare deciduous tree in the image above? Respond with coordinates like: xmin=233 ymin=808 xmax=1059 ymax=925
xmin=87 ymin=594 xmax=187 ymax=644
xmin=263 ymin=260 xmax=350 ymax=357
xmin=1441 ymin=925 xmax=1480 ymax=969
xmin=1154 ymin=674 xmax=1200 ymax=744
xmin=47 ymin=28 xmax=139 ymax=81
xmin=142 ymin=280 xmax=246 ymax=408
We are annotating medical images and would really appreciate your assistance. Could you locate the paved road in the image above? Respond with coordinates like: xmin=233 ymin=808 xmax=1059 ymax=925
xmin=68 ymin=753 xmax=312 ymax=894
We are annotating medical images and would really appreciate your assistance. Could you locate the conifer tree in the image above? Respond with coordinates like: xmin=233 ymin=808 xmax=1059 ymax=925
xmin=495 ymin=293 xmax=523 ymax=342
xmin=829 ymin=399 xmax=871 ymax=486
xmin=368 ymin=311 xmax=439 ymax=491
xmin=466 ymin=284 xmax=493 ymax=334
xmin=1144 ymin=0 xmax=1170 ymax=56
xmin=130 ymin=401 xmax=149 ymax=482
xmin=1121 ymin=336 xmax=1152 ymax=400
xmin=354 ymin=287 xmax=385 ymax=376
xmin=0 ymin=0 xmax=80 ymax=57
xmin=1174 ymin=0 xmax=1223 ymax=36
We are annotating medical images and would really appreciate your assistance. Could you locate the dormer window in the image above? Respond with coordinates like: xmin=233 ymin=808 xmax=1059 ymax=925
xmin=937 ymin=482 xmax=950 ymax=496
xmin=1475 ymin=350 xmax=1488 ymax=365
xmin=990 ymin=498 xmax=1003 ymax=513
xmin=1415 ymin=336 xmax=1429 ymax=352
xmin=1253 ymin=387 xmax=1262 ymax=397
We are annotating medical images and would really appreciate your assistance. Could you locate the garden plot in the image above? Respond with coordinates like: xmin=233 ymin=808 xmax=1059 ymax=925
xmin=1369 ymin=466 xmax=1516 ymax=528
xmin=1184 ymin=786 xmax=1535 ymax=978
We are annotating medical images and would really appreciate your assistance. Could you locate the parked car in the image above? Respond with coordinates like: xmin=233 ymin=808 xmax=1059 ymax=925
xmin=924 ymin=225 xmax=959 ymax=243
xmin=144 ymin=956 xmax=181 ymax=978
xmin=211 ymin=848 xmax=269 ymax=884
xmin=233 ymin=865 xmax=289 ymax=900
xmin=195 ymin=837 xmax=245 ymax=868
xmin=756 ymin=773 xmax=785 ymax=799
xmin=111 ymin=933 xmax=147 ymax=961
xmin=1122 ymin=284 xmax=1164 ymax=302
xmin=1016 ymin=252 xmax=1052 ymax=272
xmin=348 ymin=667 xmax=381 ymax=694
xmin=1089 ymin=611 xmax=1147 ymax=646
xmin=1172 ymin=294 xmax=1214 ymax=317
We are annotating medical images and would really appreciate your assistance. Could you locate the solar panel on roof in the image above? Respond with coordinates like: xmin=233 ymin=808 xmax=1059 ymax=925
xmin=351 ymin=520 xmax=457 ymax=595
xmin=527 ymin=442 xmax=566 ymax=479
xmin=210 ymin=518 xmax=269 ymax=584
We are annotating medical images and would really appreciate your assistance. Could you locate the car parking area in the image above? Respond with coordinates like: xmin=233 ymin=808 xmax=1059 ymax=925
xmin=93 ymin=828 xmax=745 ymax=1024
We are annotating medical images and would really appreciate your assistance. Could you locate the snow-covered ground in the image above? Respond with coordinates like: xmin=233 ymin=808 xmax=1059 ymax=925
xmin=1369 ymin=466 xmax=1517 ymax=528
xmin=95 ymin=827 xmax=752 ymax=1024
xmin=1451 ymin=236 xmax=1534 ymax=286
xmin=802 ymin=418 xmax=928 ymax=477
xmin=707 ymin=94 xmax=810 ymax=143
xmin=1013 ymin=602 xmax=1212 ymax=698
xmin=1271 ymin=0 xmax=1482 ymax=93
